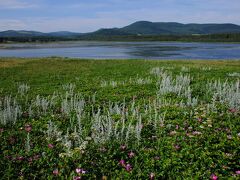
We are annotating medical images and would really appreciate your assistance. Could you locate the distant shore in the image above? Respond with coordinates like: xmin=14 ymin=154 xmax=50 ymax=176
xmin=1 ymin=33 xmax=240 ymax=44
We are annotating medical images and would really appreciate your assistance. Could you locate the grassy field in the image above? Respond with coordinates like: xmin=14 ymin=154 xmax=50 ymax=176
xmin=0 ymin=57 xmax=240 ymax=179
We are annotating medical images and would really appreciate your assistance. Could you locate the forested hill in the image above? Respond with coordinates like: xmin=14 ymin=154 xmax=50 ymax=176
xmin=119 ymin=21 xmax=240 ymax=35
xmin=1 ymin=21 xmax=240 ymax=42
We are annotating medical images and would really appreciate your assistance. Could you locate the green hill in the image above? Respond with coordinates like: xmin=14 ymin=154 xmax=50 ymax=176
xmin=1 ymin=21 xmax=240 ymax=38
xmin=118 ymin=21 xmax=240 ymax=35
xmin=0 ymin=30 xmax=81 ymax=37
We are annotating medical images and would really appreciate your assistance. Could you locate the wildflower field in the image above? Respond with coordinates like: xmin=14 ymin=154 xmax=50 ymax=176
xmin=0 ymin=58 xmax=239 ymax=179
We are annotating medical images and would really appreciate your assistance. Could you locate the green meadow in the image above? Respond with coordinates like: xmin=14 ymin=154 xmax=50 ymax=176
xmin=0 ymin=58 xmax=239 ymax=179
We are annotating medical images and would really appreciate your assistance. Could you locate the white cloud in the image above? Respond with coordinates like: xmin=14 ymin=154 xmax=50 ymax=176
xmin=0 ymin=17 xmax=129 ymax=32
xmin=0 ymin=0 xmax=240 ymax=32
xmin=0 ymin=0 xmax=37 ymax=9
xmin=0 ymin=19 xmax=27 ymax=30
xmin=96 ymin=5 xmax=240 ymax=25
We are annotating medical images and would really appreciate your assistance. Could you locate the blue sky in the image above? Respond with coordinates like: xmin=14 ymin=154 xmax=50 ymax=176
xmin=0 ymin=0 xmax=240 ymax=32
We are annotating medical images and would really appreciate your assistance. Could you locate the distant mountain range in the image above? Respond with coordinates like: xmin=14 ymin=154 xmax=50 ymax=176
xmin=1 ymin=21 xmax=240 ymax=37
xmin=119 ymin=21 xmax=240 ymax=35
xmin=0 ymin=30 xmax=81 ymax=37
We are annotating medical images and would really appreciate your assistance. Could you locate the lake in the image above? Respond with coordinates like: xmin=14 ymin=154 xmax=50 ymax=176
xmin=0 ymin=41 xmax=240 ymax=59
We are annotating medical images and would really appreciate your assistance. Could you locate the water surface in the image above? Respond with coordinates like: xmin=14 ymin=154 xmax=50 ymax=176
xmin=0 ymin=41 xmax=240 ymax=59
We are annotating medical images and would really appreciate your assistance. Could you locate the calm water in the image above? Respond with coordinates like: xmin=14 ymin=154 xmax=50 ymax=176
xmin=0 ymin=41 xmax=240 ymax=59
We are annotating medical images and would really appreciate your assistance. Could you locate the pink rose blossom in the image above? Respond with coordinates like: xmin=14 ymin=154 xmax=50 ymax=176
xmin=227 ymin=135 xmax=232 ymax=140
xmin=197 ymin=117 xmax=202 ymax=122
xmin=174 ymin=144 xmax=181 ymax=150
xmin=192 ymin=131 xmax=202 ymax=135
xmin=128 ymin=151 xmax=135 ymax=158
xmin=125 ymin=164 xmax=132 ymax=172
xmin=120 ymin=144 xmax=127 ymax=151
xmin=17 ymin=156 xmax=24 ymax=161
xmin=73 ymin=176 xmax=81 ymax=180
xmin=28 ymin=157 xmax=33 ymax=163
xmin=210 ymin=174 xmax=218 ymax=180
xmin=99 ymin=147 xmax=107 ymax=152
xmin=76 ymin=168 xmax=86 ymax=174
xmin=76 ymin=168 xmax=82 ymax=174
xmin=53 ymin=169 xmax=59 ymax=175
xmin=229 ymin=108 xmax=237 ymax=113
xmin=149 ymin=172 xmax=155 ymax=179
xmin=236 ymin=170 xmax=240 ymax=175
xmin=48 ymin=144 xmax=54 ymax=149
xmin=119 ymin=159 xmax=126 ymax=167
xmin=25 ymin=124 xmax=32 ymax=132
xmin=33 ymin=154 xmax=40 ymax=160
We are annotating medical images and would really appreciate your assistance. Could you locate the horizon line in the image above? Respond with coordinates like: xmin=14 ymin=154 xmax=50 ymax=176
xmin=1 ymin=21 xmax=240 ymax=33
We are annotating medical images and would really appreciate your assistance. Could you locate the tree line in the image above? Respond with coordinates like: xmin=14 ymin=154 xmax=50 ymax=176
xmin=1 ymin=33 xmax=240 ymax=43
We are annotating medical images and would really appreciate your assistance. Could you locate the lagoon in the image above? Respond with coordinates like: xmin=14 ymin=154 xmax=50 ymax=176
xmin=0 ymin=41 xmax=240 ymax=59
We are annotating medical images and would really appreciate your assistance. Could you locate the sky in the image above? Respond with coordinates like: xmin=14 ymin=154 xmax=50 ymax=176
xmin=0 ymin=0 xmax=240 ymax=32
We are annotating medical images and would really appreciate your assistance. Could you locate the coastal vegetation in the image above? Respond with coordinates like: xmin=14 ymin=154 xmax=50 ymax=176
xmin=1 ymin=33 xmax=240 ymax=43
xmin=0 ymin=58 xmax=239 ymax=179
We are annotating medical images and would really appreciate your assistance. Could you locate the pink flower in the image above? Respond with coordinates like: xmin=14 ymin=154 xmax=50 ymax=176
xmin=76 ymin=168 xmax=82 ymax=174
xmin=17 ymin=156 xmax=24 ymax=161
xmin=210 ymin=174 xmax=218 ymax=180
xmin=175 ymin=125 xmax=179 ymax=130
xmin=5 ymin=155 xmax=12 ymax=160
xmin=125 ymin=164 xmax=132 ymax=172
xmin=73 ymin=177 xmax=81 ymax=180
xmin=225 ymin=128 xmax=231 ymax=133
xmin=53 ymin=169 xmax=59 ymax=175
xmin=149 ymin=172 xmax=155 ymax=179
xmin=227 ymin=135 xmax=232 ymax=140
xmin=28 ymin=157 xmax=33 ymax=162
xmin=128 ymin=151 xmax=135 ymax=158
xmin=75 ymin=168 xmax=86 ymax=174
xmin=120 ymin=144 xmax=127 ymax=151
xmin=197 ymin=117 xmax=202 ymax=122
xmin=0 ymin=128 xmax=4 ymax=133
xmin=99 ymin=147 xmax=107 ymax=152
xmin=192 ymin=131 xmax=202 ymax=135
xmin=174 ymin=144 xmax=181 ymax=150
xmin=119 ymin=159 xmax=126 ymax=167
xmin=48 ymin=144 xmax=54 ymax=149
xmin=229 ymin=108 xmax=237 ymax=113
xmin=236 ymin=170 xmax=240 ymax=175
xmin=33 ymin=154 xmax=40 ymax=160
xmin=25 ymin=124 xmax=32 ymax=132
xmin=154 ymin=156 xmax=160 ymax=160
